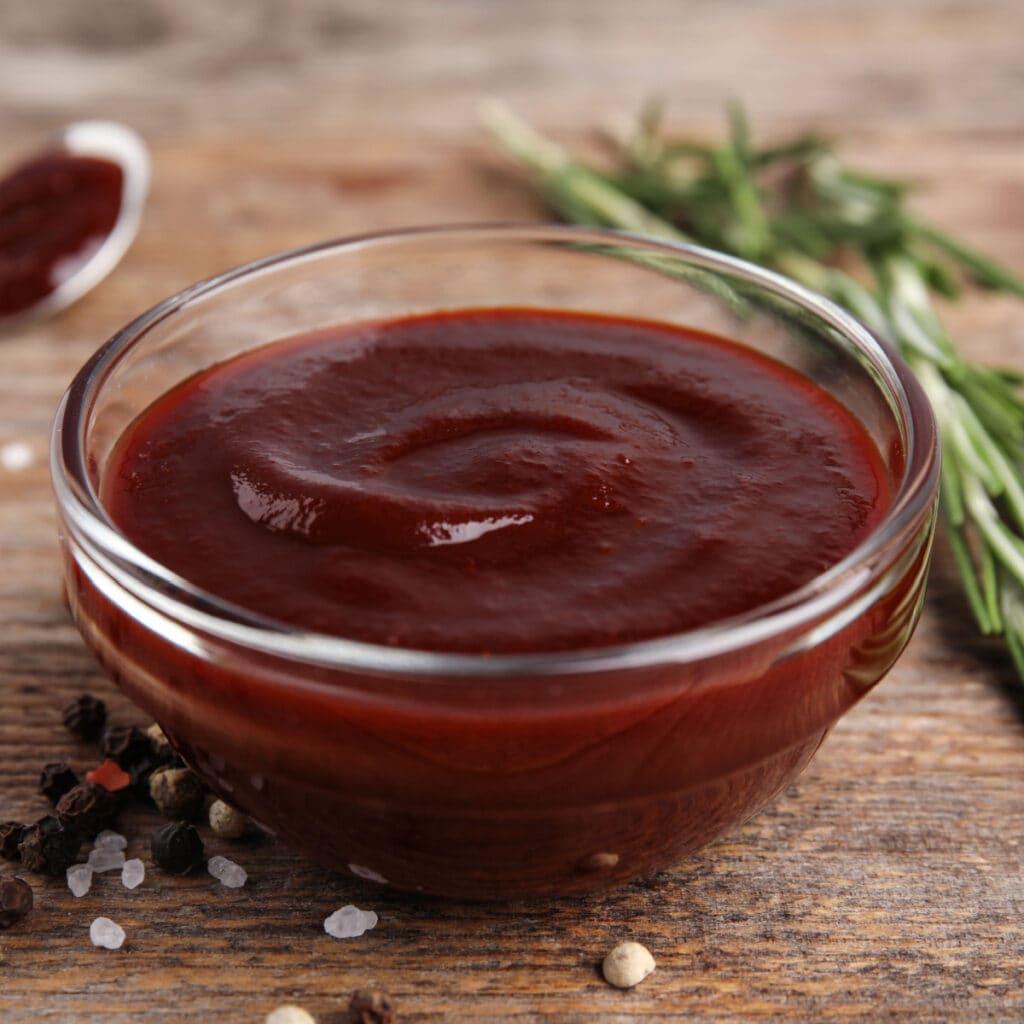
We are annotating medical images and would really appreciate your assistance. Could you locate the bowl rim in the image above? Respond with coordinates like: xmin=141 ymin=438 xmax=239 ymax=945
xmin=51 ymin=222 xmax=941 ymax=680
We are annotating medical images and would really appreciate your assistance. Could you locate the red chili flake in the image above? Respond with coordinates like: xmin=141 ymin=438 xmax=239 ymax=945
xmin=86 ymin=758 xmax=131 ymax=792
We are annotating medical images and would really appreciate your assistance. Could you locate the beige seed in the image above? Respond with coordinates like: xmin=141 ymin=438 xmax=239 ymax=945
xmin=265 ymin=1006 xmax=316 ymax=1024
xmin=208 ymin=798 xmax=248 ymax=839
xmin=149 ymin=766 xmax=205 ymax=820
xmin=145 ymin=722 xmax=174 ymax=759
xmin=578 ymin=851 xmax=620 ymax=872
xmin=602 ymin=940 xmax=656 ymax=988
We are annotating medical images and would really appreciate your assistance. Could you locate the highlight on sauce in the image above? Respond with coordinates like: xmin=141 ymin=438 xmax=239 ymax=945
xmin=103 ymin=307 xmax=891 ymax=655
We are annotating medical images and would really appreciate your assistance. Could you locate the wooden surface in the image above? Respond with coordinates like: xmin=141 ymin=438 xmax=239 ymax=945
xmin=2 ymin=1 xmax=1024 ymax=1020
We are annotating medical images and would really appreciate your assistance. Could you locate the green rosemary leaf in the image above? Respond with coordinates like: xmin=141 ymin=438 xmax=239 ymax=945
xmin=727 ymin=100 xmax=755 ymax=168
xmin=949 ymin=394 xmax=1002 ymax=494
xmin=629 ymin=97 xmax=668 ymax=169
xmin=771 ymin=213 xmax=834 ymax=260
xmin=966 ymin=379 xmax=1024 ymax=448
xmin=981 ymin=535 xmax=1003 ymax=632
xmin=956 ymin=398 xmax=1024 ymax=531
xmin=658 ymin=140 xmax=720 ymax=162
xmin=915 ymin=222 xmax=1024 ymax=297
xmin=1005 ymin=622 xmax=1024 ymax=681
xmin=999 ymin=575 xmax=1024 ymax=675
xmin=940 ymin=435 xmax=967 ymax=528
xmin=955 ymin=367 xmax=1024 ymax=460
xmin=946 ymin=520 xmax=994 ymax=633
xmin=719 ymin=173 xmax=768 ymax=259
xmin=962 ymin=475 xmax=1024 ymax=588
xmin=995 ymin=367 xmax=1024 ymax=387
xmin=825 ymin=271 xmax=891 ymax=337
xmin=750 ymin=135 xmax=829 ymax=168
xmin=834 ymin=166 xmax=909 ymax=202
xmin=912 ymin=247 xmax=962 ymax=300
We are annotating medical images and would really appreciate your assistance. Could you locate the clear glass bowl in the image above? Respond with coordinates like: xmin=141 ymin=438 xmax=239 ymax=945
xmin=52 ymin=225 xmax=940 ymax=899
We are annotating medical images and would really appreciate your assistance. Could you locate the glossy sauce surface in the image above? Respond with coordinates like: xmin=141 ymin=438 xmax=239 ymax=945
xmin=0 ymin=152 xmax=123 ymax=316
xmin=103 ymin=309 xmax=891 ymax=654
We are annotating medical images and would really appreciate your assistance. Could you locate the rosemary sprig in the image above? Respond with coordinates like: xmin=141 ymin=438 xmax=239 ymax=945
xmin=481 ymin=100 xmax=1024 ymax=681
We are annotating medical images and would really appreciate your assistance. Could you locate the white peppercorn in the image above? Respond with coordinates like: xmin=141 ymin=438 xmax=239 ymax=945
xmin=602 ymin=940 xmax=656 ymax=989
xmin=149 ymin=767 xmax=205 ymax=820
xmin=208 ymin=798 xmax=248 ymax=839
xmin=145 ymin=723 xmax=174 ymax=760
xmin=265 ymin=1006 xmax=317 ymax=1024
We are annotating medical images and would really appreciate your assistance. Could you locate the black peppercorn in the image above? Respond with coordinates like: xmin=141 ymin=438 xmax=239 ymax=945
xmin=0 ymin=821 xmax=26 ymax=861
xmin=102 ymin=724 xmax=152 ymax=769
xmin=56 ymin=781 xmax=120 ymax=839
xmin=61 ymin=693 xmax=107 ymax=742
xmin=151 ymin=821 xmax=204 ymax=874
xmin=348 ymin=989 xmax=397 ymax=1024
xmin=128 ymin=754 xmax=162 ymax=803
xmin=17 ymin=815 xmax=81 ymax=876
xmin=0 ymin=877 xmax=34 ymax=930
xmin=39 ymin=762 xmax=80 ymax=805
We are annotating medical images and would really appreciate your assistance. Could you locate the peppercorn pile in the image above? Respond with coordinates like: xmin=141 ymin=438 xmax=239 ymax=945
xmin=0 ymin=692 xmax=253 ymax=930
xmin=1 ymin=691 xmax=405 ymax=1022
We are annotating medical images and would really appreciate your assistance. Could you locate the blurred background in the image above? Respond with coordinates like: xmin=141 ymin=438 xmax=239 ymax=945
xmin=3 ymin=0 xmax=1023 ymax=138
xmin=2 ymin=0 xmax=1021 ymax=400
xmin=3 ymin=0 xmax=1022 ymax=334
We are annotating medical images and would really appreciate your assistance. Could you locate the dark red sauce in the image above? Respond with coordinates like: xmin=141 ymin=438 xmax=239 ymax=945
xmin=103 ymin=308 xmax=890 ymax=654
xmin=0 ymin=152 xmax=123 ymax=317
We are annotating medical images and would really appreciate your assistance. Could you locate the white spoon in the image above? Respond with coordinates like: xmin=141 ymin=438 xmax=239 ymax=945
xmin=0 ymin=120 xmax=150 ymax=330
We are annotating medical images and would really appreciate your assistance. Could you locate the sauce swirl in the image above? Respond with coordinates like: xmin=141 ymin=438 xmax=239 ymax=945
xmin=104 ymin=308 xmax=890 ymax=653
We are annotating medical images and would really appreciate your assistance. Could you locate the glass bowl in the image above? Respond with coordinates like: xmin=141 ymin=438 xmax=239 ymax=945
xmin=51 ymin=225 xmax=940 ymax=899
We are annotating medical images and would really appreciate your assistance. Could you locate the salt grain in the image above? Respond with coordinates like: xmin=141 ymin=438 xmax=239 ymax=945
xmin=348 ymin=863 xmax=388 ymax=885
xmin=66 ymin=863 xmax=93 ymax=898
xmin=94 ymin=829 xmax=127 ymax=850
xmin=89 ymin=916 xmax=126 ymax=950
xmin=0 ymin=441 xmax=34 ymax=472
xmin=87 ymin=846 xmax=126 ymax=873
xmin=208 ymin=854 xmax=247 ymax=888
xmin=324 ymin=904 xmax=378 ymax=939
xmin=121 ymin=857 xmax=145 ymax=890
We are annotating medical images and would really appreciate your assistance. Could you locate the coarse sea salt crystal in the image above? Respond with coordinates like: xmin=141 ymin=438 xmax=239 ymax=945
xmin=208 ymin=854 xmax=247 ymax=888
xmin=324 ymin=904 xmax=378 ymax=939
xmin=122 ymin=858 xmax=145 ymax=890
xmin=88 ymin=846 xmax=126 ymax=873
xmin=348 ymin=863 xmax=388 ymax=885
xmin=89 ymin=916 xmax=126 ymax=950
xmin=0 ymin=441 xmax=34 ymax=472
xmin=66 ymin=863 xmax=93 ymax=898
xmin=94 ymin=829 xmax=128 ymax=850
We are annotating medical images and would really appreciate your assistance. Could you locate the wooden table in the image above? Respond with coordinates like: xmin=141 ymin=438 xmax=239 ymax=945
xmin=2 ymin=2 xmax=1023 ymax=1020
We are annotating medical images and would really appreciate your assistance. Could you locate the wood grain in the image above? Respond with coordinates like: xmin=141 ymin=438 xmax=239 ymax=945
xmin=2 ymin=1 xmax=1024 ymax=1021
